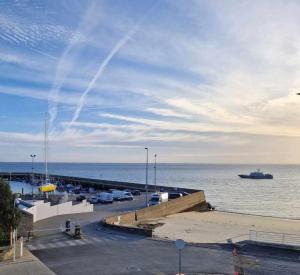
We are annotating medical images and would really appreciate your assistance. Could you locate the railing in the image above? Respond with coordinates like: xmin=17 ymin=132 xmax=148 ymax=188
xmin=249 ymin=230 xmax=300 ymax=247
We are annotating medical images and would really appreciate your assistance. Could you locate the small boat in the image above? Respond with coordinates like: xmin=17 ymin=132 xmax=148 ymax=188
xmin=40 ymin=180 xmax=56 ymax=192
xmin=239 ymin=169 xmax=273 ymax=179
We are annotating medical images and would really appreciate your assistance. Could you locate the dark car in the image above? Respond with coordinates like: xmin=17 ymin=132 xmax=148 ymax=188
xmin=76 ymin=195 xmax=86 ymax=202
xmin=131 ymin=190 xmax=141 ymax=196
xmin=168 ymin=192 xmax=183 ymax=200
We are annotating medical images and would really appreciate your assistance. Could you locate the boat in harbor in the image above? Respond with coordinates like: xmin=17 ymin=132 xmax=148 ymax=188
xmin=238 ymin=169 xmax=273 ymax=179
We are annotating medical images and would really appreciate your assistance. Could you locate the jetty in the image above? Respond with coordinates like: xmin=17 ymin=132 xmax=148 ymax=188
xmin=0 ymin=172 xmax=199 ymax=194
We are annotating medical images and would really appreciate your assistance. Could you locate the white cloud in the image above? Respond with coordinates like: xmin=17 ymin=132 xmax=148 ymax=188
xmin=2 ymin=1 xmax=300 ymax=162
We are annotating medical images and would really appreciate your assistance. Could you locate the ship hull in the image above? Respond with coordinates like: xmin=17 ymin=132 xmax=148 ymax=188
xmin=239 ymin=174 xmax=273 ymax=179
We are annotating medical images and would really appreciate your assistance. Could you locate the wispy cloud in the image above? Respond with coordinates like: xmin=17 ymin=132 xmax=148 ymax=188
xmin=2 ymin=0 xmax=300 ymax=162
xmin=68 ymin=1 xmax=159 ymax=127
xmin=48 ymin=1 xmax=101 ymax=128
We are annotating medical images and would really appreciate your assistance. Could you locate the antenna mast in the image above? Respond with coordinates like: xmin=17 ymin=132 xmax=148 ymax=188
xmin=44 ymin=114 xmax=48 ymax=183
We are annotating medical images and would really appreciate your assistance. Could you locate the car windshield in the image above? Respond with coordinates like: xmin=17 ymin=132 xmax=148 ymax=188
xmin=151 ymin=197 xmax=159 ymax=202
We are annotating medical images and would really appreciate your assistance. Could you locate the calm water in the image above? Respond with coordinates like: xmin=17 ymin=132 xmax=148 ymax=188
xmin=1 ymin=162 xmax=300 ymax=219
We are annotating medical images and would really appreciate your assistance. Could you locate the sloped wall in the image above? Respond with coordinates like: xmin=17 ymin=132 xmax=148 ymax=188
xmin=106 ymin=191 xmax=206 ymax=225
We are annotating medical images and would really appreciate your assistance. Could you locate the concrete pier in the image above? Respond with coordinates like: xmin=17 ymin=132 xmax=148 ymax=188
xmin=0 ymin=172 xmax=199 ymax=193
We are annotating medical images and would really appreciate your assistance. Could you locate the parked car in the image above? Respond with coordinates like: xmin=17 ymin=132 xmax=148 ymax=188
xmin=112 ymin=190 xmax=126 ymax=201
xmin=88 ymin=195 xmax=98 ymax=204
xmin=131 ymin=190 xmax=141 ymax=196
xmin=98 ymin=192 xmax=114 ymax=204
xmin=88 ymin=187 xmax=95 ymax=193
xmin=123 ymin=191 xmax=134 ymax=201
xmin=149 ymin=192 xmax=168 ymax=206
xmin=168 ymin=192 xmax=183 ymax=200
xmin=76 ymin=194 xmax=86 ymax=202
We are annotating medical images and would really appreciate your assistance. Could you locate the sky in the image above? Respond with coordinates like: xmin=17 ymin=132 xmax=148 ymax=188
xmin=1 ymin=0 xmax=300 ymax=163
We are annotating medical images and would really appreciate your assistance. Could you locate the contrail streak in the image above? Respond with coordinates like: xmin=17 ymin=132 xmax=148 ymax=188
xmin=47 ymin=2 xmax=98 ymax=129
xmin=68 ymin=1 xmax=159 ymax=128
xmin=69 ymin=26 xmax=137 ymax=126
xmin=48 ymin=41 xmax=75 ymax=126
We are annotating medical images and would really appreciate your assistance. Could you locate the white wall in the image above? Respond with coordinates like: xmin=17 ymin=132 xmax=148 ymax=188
xmin=22 ymin=200 xmax=93 ymax=222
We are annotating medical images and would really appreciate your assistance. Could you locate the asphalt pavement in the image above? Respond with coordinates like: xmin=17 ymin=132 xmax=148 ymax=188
xmin=24 ymin=195 xmax=300 ymax=274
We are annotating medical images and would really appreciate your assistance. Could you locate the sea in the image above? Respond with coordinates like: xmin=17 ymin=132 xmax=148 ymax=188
xmin=1 ymin=162 xmax=300 ymax=219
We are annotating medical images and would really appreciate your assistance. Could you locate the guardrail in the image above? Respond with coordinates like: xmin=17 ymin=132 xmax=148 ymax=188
xmin=249 ymin=230 xmax=300 ymax=247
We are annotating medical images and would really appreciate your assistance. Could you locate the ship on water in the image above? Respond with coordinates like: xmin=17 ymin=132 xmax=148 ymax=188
xmin=239 ymin=169 xmax=273 ymax=179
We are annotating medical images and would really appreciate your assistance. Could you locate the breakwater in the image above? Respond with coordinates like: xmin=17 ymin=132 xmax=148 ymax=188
xmin=0 ymin=172 xmax=200 ymax=194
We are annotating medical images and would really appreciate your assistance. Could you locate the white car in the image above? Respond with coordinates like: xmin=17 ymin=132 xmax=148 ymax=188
xmin=149 ymin=192 xmax=168 ymax=206
xmin=88 ymin=195 xmax=98 ymax=204
xmin=98 ymin=192 xmax=113 ymax=204
xmin=112 ymin=190 xmax=126 ymax=201
xmin=123 ymin=192 xmax=134 ymax=201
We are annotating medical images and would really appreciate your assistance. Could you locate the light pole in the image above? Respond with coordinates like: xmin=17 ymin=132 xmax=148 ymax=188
xmin=13 ymin=195 xmax=16 ymax=262
xmin=145 ymin=147 xmax=149 ymax=207
xmin=30 ymin=154 xmax=36 ymax=198
xmin=176 ymin=239 xmax=185 ymax=275
xmin=154 ymin=154 xmax=157 ymax=192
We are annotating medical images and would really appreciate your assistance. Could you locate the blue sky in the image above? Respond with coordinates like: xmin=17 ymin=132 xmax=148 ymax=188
xmin=1 ymin=0 xmax=300 ymax=163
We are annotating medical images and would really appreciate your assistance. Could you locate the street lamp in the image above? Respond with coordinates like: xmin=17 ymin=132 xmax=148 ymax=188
xmin=154 ymin=154 xmax=157 ymax=192
xmin=176 ymin=239 xmax=185 ymax=275
xmin=145 ymin=147 xmax=149 ymax=207
xmin=30 ymin=154 xmax=36 ymax=198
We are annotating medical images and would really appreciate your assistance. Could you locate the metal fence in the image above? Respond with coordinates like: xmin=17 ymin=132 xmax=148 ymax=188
xmin=249 ymin=230 xmax=300 ymax=247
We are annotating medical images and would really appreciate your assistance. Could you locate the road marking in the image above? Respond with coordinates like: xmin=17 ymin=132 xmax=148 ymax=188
xmin=52 ymin=242 xmax=66 ymax=248
xmin=92 ymin=237 xmax=103 ymax=243
xmin=35 ymin=243 xmax=47 ymax=250
xmin=106 ymin=236 xmax=120 ymax=241
xmin=73 ymin=239 xmax=86 ymax=245
xmin=66 ymin=240 xmax=77 ymax=246
xmin=47 ymin=243 xmax=57 ymax=248
xmin=115 ymin=235 xmax=128 ymax=240
xmin=82 ymin=239 xmax=92 ymax=244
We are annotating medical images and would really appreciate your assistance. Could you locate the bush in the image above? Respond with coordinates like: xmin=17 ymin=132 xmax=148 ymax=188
xmin=0 ymin=179 xmax=21 ymax=239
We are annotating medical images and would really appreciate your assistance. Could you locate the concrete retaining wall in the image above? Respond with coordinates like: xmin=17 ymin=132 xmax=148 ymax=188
xmin=102 ymin=222 xmax=153 ymax=237
xmin=22 ymin=200 xmax=93 ymax=222
xmin=106 ymin=191 xmax=206 ymax=225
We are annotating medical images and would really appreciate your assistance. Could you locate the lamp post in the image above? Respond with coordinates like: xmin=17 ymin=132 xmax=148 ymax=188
xmin=176 ymin=239 xmax=185 ymax=275
xmin=154 ymin=154 xmax=157 ymax=192
xmin=145 ymin=147 xmax=149 ymax=207
xmin=30 ymin=154 xmax=36 ymax=198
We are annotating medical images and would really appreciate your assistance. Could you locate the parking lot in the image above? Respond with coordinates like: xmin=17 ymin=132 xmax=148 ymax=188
xmin=33 ymin=192 xmax=148 ymax=234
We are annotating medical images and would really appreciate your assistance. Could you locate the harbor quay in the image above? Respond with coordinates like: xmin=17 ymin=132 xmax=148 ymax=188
xmin=0 ymin=172 xmax=199 ymax=194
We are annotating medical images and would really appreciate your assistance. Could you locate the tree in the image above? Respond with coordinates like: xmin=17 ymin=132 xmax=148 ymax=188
xmin=0 ymin=178 xmax=21 ymax=244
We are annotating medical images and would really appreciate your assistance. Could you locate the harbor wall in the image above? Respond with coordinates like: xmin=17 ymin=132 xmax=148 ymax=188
xmin=1 ymin=172 xmax=200 ymax=194
xmin=105 ymin=191 xmax=206 ymax=225
xmin=21 ymin=199 xmax=93 ymax=222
